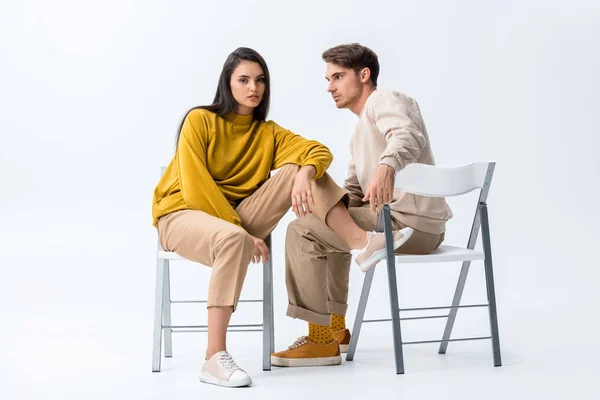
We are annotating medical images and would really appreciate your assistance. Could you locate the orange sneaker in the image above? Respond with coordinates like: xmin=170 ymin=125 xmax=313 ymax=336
xmin=271 ymin=336 xmax=341 ymax=367
xmin=332 ymin=329 xmax=351 ymax=353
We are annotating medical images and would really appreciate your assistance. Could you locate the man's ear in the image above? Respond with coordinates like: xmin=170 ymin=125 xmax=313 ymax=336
xmin=359 ymin=67 xmax=371 ymax=84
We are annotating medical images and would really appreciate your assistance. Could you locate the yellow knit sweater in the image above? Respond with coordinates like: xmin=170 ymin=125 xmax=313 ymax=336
xmin=152 ymin=109 xmax=333 ymax=227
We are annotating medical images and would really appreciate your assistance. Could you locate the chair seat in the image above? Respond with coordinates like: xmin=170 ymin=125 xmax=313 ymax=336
xmin=395 ymin=245 xmax=484 ymax=263
xmin=160 ymin=247 xmax=484 ymax=263
xmin=158 ymin=250 xmax=185 ymax=261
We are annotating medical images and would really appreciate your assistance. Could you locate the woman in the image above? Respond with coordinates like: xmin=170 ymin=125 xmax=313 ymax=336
xmin=152 ymin=47 xmax=413 ymax=388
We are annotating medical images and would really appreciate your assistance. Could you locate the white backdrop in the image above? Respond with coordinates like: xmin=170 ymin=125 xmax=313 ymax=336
xmin=1 ymin=0 xmax=599 ymax=398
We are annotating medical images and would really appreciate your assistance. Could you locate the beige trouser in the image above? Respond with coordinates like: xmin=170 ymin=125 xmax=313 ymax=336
xmin=157 ymin=164 xmax=347 ymax=311
xmin=285 ymin=206 xmax=445 ymax=326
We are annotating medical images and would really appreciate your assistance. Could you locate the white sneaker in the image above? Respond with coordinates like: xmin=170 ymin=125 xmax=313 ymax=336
xmin=199 ymin=351 xmax=252 ymax=388
xmin=354 ymin=227 xmax=414 ymax=272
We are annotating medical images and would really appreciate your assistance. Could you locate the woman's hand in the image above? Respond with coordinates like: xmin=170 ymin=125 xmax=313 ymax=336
xmin=249 ymin=235 xmax=270 ymax=264
xmin=291 ymin=166 xmax=317 ymax=218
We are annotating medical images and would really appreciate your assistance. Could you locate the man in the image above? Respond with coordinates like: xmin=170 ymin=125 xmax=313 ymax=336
xmin=271 ymin=43 xmax=452 ymax=367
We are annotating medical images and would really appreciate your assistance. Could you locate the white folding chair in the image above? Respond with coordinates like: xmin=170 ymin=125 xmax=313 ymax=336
xmin=346 ymin=162 xmax=501 ymax=374
xmin=151 ymin=167 xmax=275 ymax=372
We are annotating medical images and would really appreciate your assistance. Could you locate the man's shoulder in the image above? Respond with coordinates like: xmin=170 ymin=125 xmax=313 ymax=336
xmin=364 ymin=89 xmax=419 ymax=119
xmin=370 ymin=89 xmax=417 ymax=106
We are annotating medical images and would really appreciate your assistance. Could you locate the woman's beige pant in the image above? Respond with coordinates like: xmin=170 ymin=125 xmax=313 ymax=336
xmin=157 ymin=165 xmax=347 ymax=311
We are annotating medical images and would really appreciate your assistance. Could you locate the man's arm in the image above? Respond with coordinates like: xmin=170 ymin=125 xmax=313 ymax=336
xmin=371 ymin=94 xmax=427 ymax=172
xmin=363 ymin=94 xmax=428 ymax=213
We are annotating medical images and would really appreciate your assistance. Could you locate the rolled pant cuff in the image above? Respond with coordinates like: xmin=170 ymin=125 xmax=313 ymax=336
xmin=207 ymin=296 xmax=238 ymax=312
xmin=286 ymin=304 xmax=331 ymax=326
xmin=327 ymin=301 xmax=348 ymax=316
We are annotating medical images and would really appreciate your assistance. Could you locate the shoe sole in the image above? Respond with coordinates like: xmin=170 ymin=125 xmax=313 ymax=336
xmin=271 ymin=354 xmax=342 ymax=367
xmin=199 ymin=372 xmax=252 ymax=388
xmin=358 ymin=227 xmax=414 ymax=273
xmin=339 ymin=344 xmax=349 ymax=353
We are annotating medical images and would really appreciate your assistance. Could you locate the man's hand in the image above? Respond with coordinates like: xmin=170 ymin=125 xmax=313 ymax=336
xmin=362 ymin=164 xmax=395 ymax=214
xmin=249 ymin=234 xmax=270 ymax=264
xmin=291 ymin=165 xmax=317 ymax=218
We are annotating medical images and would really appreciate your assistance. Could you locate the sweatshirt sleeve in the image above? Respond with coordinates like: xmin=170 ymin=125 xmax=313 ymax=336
xmin=369 ymin=93 xmax=427 ymax=172
xmin=270 ymin=122 xmax=333 ymax=179
xmin=177 ymin=110 xmax=242 ymax=226
xmin=343 ymin=154 xmax=365 ymax=207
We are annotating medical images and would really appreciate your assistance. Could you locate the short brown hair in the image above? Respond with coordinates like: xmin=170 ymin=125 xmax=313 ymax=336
xmin=322 ymin=43 xmax=380 ymax=87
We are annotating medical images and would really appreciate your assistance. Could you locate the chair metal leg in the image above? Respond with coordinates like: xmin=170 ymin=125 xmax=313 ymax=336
xmin=262 ymin=235 xmax=273 ymax=371
xmin=346 ymin=266 xmax=376 ymax=361
xmin=347 ymin=207 xmax=387 ymax=361
xmin=269 ymin=235 xmax=275 ymax=354
xmin=479 ymin=203 xmax=502 ymax=367
xmin=439 ymin=163 xmax=495 ymax=354
xmin=438 ymin=260 xmax=473 ymax=354
xmin=152 ymin=258 xmax=166 ymax=372
xmin=162 ymin=261 xmax=173 ymax=358
xmin=438 ymin=212 xmax=479 ymax=354
xmin=383 ymin=205 xmax=405 ymax=374
xmin=270 ymin=273 xmax=275 ymax=355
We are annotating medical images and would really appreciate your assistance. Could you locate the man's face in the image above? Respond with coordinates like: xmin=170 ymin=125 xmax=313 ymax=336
xmin=325 ymin=63 xmax=363 ymax=109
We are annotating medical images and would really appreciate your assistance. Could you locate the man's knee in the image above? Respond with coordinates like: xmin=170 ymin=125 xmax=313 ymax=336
xmin=285 ymin=219 xmax=304 ymax=244
xmin=287 ymin=218 xmax=332 ymax=262
xmin=286 ymin=216 xmax=321 ymax=241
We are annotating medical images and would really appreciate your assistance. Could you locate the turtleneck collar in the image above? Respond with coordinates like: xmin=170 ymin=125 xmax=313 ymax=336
xmin=223 ymin=112 xmax=254 ymax=125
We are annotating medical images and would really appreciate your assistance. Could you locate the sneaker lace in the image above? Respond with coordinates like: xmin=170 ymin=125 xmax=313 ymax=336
xmin=216 ymin=352 xmax=243 ymax=373
xmin=289 ymin=336 xmax=309 ymax=349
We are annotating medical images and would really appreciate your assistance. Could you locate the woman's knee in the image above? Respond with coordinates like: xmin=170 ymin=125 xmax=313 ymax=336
xmin=279 ymin=164 xmax=301 ymax=175
xmin=218 ymin=227 xmax=254 ymax=250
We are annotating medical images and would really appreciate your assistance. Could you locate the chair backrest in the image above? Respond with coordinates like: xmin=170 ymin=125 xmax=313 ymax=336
xmin=156 ymin=166 xmax=168 ymax=252
xmin=394 ymin=162 xmax=495 ymax=198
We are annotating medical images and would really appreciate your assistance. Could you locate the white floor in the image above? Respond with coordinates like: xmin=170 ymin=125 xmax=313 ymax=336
xmin=2 ymin=306 xmax=598 ymax=400
xmin=2 ymin=220 xmax=599 ymax=399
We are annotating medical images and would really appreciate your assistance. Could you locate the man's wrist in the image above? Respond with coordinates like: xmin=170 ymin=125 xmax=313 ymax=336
xmin=379 ymin=163 xmax=395 ymax=173
xmin=379 ymin=158 xmax=400 ymax=173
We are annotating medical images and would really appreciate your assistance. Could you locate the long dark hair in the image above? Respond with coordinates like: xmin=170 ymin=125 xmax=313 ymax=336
xmin=175 ymin=47 xmax=271 ymax=147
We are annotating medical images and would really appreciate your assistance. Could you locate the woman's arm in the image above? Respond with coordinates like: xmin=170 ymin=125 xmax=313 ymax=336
xmin=270 ymin=122 xmax=333 ymax=179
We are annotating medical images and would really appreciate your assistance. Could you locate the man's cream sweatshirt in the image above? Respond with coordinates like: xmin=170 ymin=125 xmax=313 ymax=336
xmin=344 ymin=89 xmax=453 ymax=234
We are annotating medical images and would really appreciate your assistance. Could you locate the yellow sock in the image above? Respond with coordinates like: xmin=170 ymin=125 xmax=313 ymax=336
xmin=308 ymin=322 xmax=335 ymax=344
xmin=330 ymin=314 xmax=346 ymax=332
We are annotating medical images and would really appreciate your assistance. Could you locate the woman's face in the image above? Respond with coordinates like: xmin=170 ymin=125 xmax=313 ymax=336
xmin=230 ymin=60 xmax=266 ymax=115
